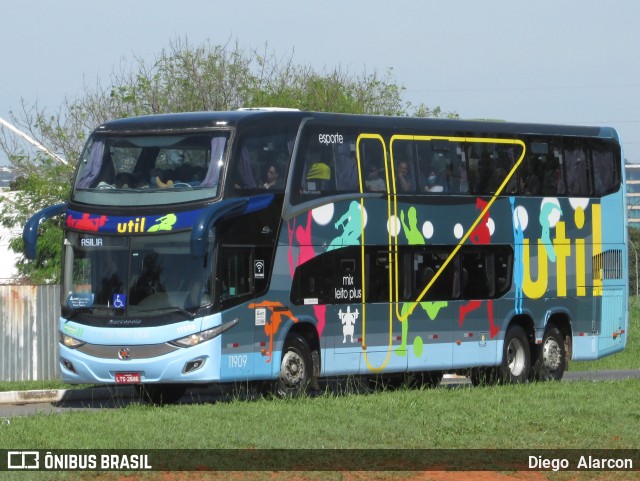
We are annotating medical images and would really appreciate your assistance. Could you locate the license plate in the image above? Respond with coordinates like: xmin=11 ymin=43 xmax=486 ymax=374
xmin=115 ymin=372 xmax=141 ymax=384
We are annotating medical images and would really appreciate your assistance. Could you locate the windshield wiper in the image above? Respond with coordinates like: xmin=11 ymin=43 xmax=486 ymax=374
xmin=64 ymin=307 xmax=93 ymax=319
xmin=150 ymin=306 xmax=197 ymax=319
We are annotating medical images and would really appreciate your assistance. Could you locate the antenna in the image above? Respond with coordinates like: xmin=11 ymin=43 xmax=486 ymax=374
xmin=0 ymin=117 xmax=68 ymax=165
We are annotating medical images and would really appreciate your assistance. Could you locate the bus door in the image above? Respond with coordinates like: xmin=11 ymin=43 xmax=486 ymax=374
xmin=356 ymin=134 xmax=408 ymax=375
xmin=216 ymin=245 xmax=257 ymax=380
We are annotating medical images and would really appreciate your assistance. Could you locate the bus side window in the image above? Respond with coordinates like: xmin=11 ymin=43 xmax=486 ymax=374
xmin=564 ymin=142 xmax=592 ymax=196
xmin=218 ymin=248 xmax=253 ymax=307
xmin=461 ymin=251 xmax=493 ymax=299
xmin=413 ymin=249 xmax=456 ymax=300
xmin=459 ymin=246 xmax=513 ymax=300
xmin=335 ymin=140 xmax=359 ymax=193
xmin=290 ymin=247 xmax=360 ymax=305
xmin=592 ymin=141 xmax=619 ymax=196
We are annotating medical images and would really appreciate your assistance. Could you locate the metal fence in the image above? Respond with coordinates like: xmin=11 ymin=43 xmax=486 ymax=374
xmin=0 ymin=285 xmax=61 ymax=381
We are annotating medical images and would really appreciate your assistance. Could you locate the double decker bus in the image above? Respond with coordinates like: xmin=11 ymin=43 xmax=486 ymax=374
xmin=24 ymin=109 xmax=628 ymax=402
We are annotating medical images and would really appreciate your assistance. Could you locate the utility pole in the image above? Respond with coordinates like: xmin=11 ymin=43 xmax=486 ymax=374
xmin=0 ymin=117 xmax=67 ymax=165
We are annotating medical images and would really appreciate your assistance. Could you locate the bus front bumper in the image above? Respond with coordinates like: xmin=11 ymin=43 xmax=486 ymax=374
xmin=58 ymin=337 xmax=222 ymax=384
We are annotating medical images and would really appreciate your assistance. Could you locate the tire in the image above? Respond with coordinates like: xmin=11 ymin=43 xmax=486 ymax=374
xmin=275 ymin=333 xmax=314 ymax=397
xmin=135 ymin=384 xmax=186 ymax=406
xmin=531 ymin=326 xmax=566 ymax=381
xmin=498 ymin=325 xmax=531 ymax=383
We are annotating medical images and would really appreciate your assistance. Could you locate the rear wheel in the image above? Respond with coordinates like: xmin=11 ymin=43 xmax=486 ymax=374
xmin=499 ymin=325 xmax=530 ymax=383
xmin=531 ymin=326 xmax=566 ymax=381
xmin=275 ymin=333 xmax=314 ymax=397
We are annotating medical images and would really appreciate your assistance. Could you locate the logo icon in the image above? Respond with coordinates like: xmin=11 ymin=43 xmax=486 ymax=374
xmin=254 ymin=260 xmax=265 ymax=279
xmin=112 ymin=294 xmax=126 ymax=309
xmin=118 ymin=348 xmax=131 ymax=360
xmin=7 ymin=451 xmax=39 ymax=470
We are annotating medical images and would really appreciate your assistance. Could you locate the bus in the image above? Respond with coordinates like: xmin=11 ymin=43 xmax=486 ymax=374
xmin=24 ymin=109 xmax=628 ymax=402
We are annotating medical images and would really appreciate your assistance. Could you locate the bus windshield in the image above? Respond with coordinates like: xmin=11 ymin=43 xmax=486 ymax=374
xmin=63 ymin=231 xmax=213 ymax=318
xmin=73 ymin=132 xmax=229 ymax=206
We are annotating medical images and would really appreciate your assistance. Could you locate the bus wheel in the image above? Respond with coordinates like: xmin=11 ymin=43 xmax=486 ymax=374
xmin=135 ymin=384 xmax=186 ymax=406
xmin=532 ymin=326 xmax=566 ymax=381
xmin=276 ymin=334 xmax=313 ymax=397
xmin=499 ymin=325 xmax=530 ymax=383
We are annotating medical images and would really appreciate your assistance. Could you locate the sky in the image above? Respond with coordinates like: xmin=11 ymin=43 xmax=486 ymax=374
xmin=2 ymin=0 xmax=640 ymax=165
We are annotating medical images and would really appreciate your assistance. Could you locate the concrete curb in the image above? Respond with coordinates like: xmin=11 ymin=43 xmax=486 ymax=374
xmin=0 ymin=387 xmax=132 ymax=405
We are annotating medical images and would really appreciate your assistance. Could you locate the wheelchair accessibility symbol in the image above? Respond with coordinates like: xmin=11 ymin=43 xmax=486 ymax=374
xmin=112 ymin=294 xmax=127 ymax=309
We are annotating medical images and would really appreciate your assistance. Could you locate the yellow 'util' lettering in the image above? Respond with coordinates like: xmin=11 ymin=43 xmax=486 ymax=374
xmin=116 ymin=218 xmax=146 ymax=234
xmin=591 ymin=203 xmax=602 ymax=296
xmin=553 ymin=221 xmax=570 ymax=297
xmin=523 ymin=239 xmax=548 ymax=299
xmin=575 ymin=238 xmax=586 ymax=296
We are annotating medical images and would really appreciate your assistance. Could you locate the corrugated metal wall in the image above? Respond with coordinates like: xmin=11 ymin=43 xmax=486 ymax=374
xmin=0 ymin=285 xmax=61 ymax=381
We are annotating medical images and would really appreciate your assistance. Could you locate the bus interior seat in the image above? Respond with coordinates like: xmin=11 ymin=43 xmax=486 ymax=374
xmin=416 ymin=266 xmax=435 ymax=287
xmin=452 ymin=267 xmax=469 ymax=299
xmin=90 ymin=150 xmax=116 ymax=188
xmin=304 ymin=161 xmax=332 ymax=192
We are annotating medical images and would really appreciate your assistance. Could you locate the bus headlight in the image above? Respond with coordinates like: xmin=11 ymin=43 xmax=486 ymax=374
xmin=170 ymin=318 xmax=239 ymax=348
xmin=59 ymin=332 xmax=86 ymax=349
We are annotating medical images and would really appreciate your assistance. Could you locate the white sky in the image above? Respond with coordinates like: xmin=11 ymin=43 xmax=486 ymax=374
xmin=2 ymin=0 xmax=640 ymax=164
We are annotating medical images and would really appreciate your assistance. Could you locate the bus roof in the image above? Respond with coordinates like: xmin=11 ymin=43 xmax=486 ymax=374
xmin=94 ymin=110 xmax=616 ymax=140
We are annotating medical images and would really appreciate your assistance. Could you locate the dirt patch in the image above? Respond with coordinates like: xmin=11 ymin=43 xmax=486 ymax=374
xmin=72 ymin=470 xmax=574 ymax=481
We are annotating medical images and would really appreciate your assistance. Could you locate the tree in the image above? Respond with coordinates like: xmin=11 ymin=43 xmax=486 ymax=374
xmin=0 ymin=38 xmax=456 ymax=284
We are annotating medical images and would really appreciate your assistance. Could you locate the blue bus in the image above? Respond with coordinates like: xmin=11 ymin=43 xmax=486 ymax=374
xmin=24 ymin=109 xmax=628 ymax=402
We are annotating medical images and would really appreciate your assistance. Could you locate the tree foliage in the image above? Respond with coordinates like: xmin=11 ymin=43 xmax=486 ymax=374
xmin=0 ymin=38 xmax=456 ymax=284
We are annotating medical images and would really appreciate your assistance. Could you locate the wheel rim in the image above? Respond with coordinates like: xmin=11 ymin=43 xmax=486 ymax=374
xmin=507 ymin=337 xmax=526 ymax=376
xmin=280 ymin=350 xmax=305 ymax=387
xmin=542 ymin=337 xmax=562 ymax=372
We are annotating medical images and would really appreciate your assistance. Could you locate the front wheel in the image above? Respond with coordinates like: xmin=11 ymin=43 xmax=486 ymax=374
xmin=531 ymin=326 xmax=566 ymax=381
xmin=498 ymin=325 xmax=531 ymax=383
xmin=275 ymin=333 xmax=314 ymax=397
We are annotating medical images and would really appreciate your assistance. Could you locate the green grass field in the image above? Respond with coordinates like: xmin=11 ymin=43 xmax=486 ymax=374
xmin=2 ymin=379 xmax=639 ymax=450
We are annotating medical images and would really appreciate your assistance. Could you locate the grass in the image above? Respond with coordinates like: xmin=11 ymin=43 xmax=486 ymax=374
xmin=2 ymin=379 xmax=639 ymax=450
xmin=2 ymin=380 xmax=640 ymax=480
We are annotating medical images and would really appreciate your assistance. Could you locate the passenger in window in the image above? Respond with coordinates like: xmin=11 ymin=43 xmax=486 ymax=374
xmin=151 ymin=168 xmax=175 ymax=188
xmin=521 ymin=164 xmax=541 ymax=194
xmin=262 ymin=164 xmax=284 ymax=189
xmin=424 ymin=171 xmax=444 ymax=192
xmin=543 ymin=167 xmax=564 ymax=195
xmin=115 ymin=172 xmax=141 ymax=189
xmin=365 ymin=164 xmax=386 ymax=192
xmin=488 ymin=168 xmax=507 ymax=194
xmin=396 ymin=161 xmax=415 ymax=193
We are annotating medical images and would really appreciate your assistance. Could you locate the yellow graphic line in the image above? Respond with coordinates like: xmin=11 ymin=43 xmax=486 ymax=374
xmin=354 ymin=133 xmax=525 ymax=371
xmin=356 ymin=134 xmax=394 ymax=372
xmin=395 ymin=136 xmax=527 ymax=321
